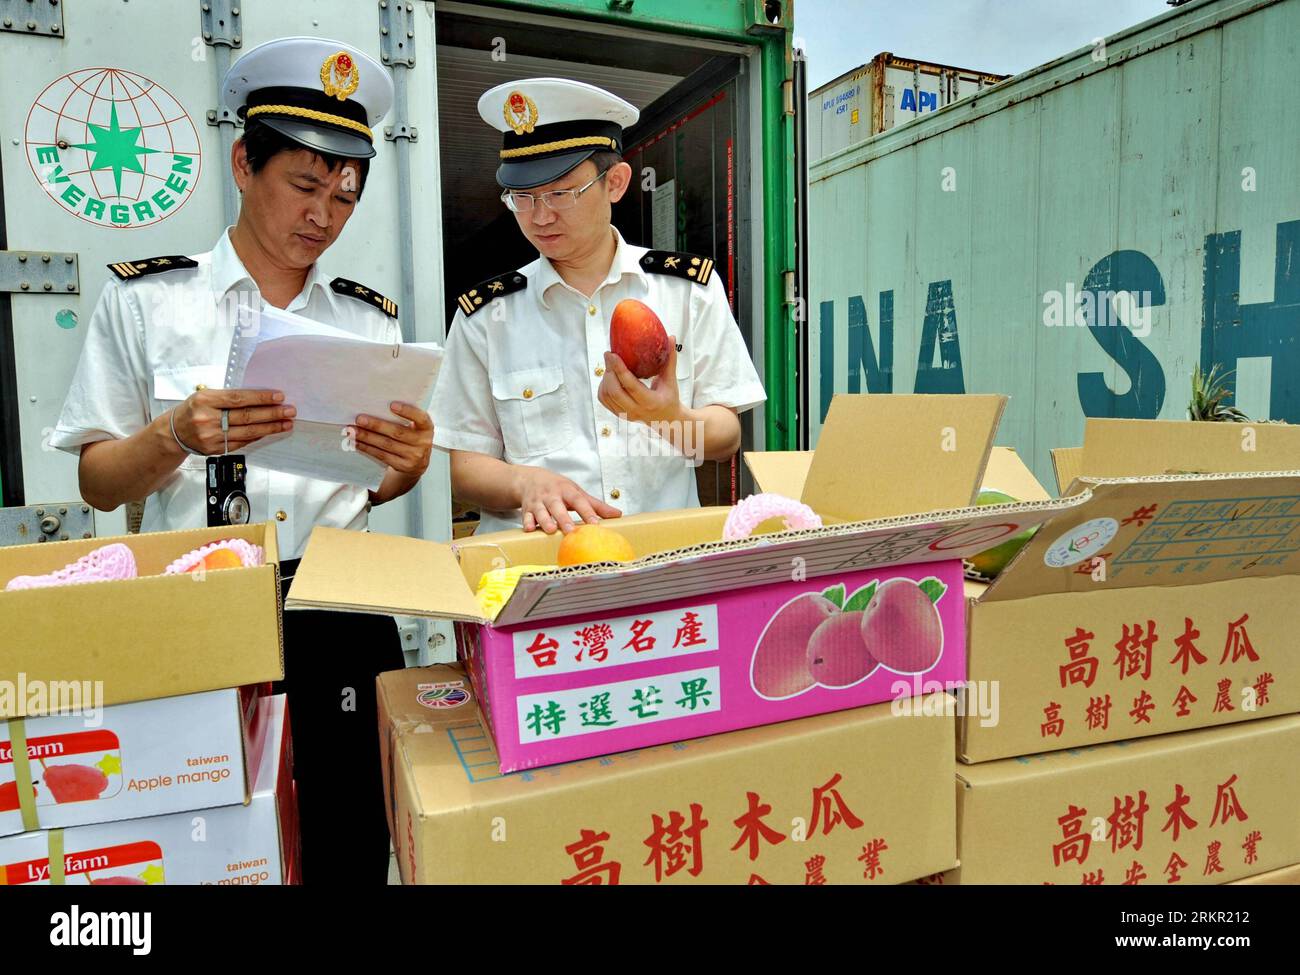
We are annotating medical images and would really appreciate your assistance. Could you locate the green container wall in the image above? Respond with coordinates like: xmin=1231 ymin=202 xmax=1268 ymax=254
xmin=809 ymin=0 xmax=1300 ymax=491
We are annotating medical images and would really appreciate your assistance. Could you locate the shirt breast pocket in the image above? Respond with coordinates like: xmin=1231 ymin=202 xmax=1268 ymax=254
xmin=491 ymin=366 xmax=571 ymax=460
xmin=674 ymin=339 xmax=693 ymax=408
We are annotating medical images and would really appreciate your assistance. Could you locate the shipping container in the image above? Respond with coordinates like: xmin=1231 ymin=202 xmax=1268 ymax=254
xmin=807 ymin=0 xmax=1300 ymax=493
xmin=0 ymin=0 xmax=802 ymax=656
xmin=807 ymin=52 xmax=1007 ymax=160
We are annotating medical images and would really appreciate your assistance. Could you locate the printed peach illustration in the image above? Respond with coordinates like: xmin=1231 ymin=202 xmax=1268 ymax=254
xmin=610 ymin=298 xmax=671 ymax=378
xmin=750 ymin=592 xmax=837 ymax=698
xmin=806 ymin=611 xmax=879 ymax=688
xmin=91 ymin=876 xmax=147 ymax=885
xmin=42 ymin=763 xmax=110 ymax=804
xmin=859 ymin=578 xmax=944 ymax=673
xmin=0 ymin=779 xmax=20 ymax=811
xmin=556 ymin=525 xmax=636 ymax=567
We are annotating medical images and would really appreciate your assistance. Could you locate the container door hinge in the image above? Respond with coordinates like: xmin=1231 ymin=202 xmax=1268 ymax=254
xmin=0 ymin=251 xmax=79 ymax=295
xmin=384 ymin=123 xmax=418 ymax=143
xmin=200 ymin=0 xmax=241 ymax=48
xmin=0 ymin=0 xmax=63 ymax=37
xmin=0 ymin=503 xmax=95 ymax=546
xmin=202 ymin=0 xmax=242 ymax=129
xmin=379 ymin=0 xmax=416 ymax=68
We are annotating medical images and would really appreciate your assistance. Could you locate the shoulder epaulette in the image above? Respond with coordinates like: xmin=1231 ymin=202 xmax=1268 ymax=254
xmin=331 ymin=277 xmax=398 ymax=319
xmin=640 ymin=250 xmax=714 ymax=286
xmin=107 ymin=256 xmax=198 ymax=281
xmin=457 ymin=272 xmax=527 ymax=316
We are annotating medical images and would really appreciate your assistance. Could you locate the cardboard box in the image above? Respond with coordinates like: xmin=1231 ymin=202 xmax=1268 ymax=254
xmin=1078 ymin=418 xmax=1300 ymax=482
xmin=1051 ymin=447 xmax=1084 ymax=495
xmin=0 ymin=685 xmax=264 ymax=837
xmin=378 ymin=664 xmax=957 ymax=885
xmin=0 ymin=693 xmax=295 ymax=885
xmin=0 ymin=523 xmax=284 ymax=717
xmin=294 ymin=395 xmax=1078 ymax=771
xmin=959 ymin=423 xmax=1300 ymax=762
xmin=1227 ymin=862 xmax=1300 ymax=885
xmin=951 ymin=715 xmax=1300 ymax=885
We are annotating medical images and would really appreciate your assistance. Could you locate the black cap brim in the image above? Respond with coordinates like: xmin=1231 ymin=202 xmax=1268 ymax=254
xmin=496 ymin=148 xmax=599 ymax=189
xmin=258 ymin=117 xmax=376 ymax=160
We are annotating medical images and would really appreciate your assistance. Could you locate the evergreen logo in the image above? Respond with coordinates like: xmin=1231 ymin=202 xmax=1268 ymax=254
xmin=25 ymin=68 xmax=202 ymax=229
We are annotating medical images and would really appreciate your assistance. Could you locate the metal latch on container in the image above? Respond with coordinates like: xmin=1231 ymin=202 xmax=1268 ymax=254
xmin=378 ymin=0 xmax=416 ymax=68
xmin=200 ymin=0 xmax=241 ymax=47
xmin=0 ymin=252 xmax=78 ymax=295
xmin=0 ymin=0 xmax=63 ymax=37
xmin=384 ymin=124 xmax=418 ymax=143
xmin=0 ymin=504 xmax=95 ymax=547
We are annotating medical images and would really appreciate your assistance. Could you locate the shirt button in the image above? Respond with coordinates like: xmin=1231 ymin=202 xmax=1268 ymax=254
xmin=594 ymin=367 xmax=605 ymax=377
xmin=601 ymin=426 xmax=611 ymax=437
xmin=275 ymin=510 xmax=287 ymax=522
xmin=522 ymin=387 xmax=534 ymax=399
xmin=610 ymin=488 xmax=621 ymax=500
xmin=588 ymin=304 xmax=597 ymax=316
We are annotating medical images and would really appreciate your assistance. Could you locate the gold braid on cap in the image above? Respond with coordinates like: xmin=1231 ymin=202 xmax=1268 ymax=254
xmin=499 ymin=136 xmax=618 ymax=159
xmin=245 ymin=104 xmax=373 ymax=139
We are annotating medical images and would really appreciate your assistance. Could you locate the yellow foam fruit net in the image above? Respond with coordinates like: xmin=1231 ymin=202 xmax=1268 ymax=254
xmin=474 ymin=564 xmax=555 ymax=620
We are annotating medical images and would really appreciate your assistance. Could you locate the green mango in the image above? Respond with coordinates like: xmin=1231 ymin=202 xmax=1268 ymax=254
xmin=967 ymin=489 xmax=1037 ymax=580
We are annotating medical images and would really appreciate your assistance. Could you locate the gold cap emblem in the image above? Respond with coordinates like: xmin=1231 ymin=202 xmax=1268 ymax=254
xmin=320 ymin=51 xmax=360 ymax=101
xmin=503 ymin=90 xmax=539 ymax=135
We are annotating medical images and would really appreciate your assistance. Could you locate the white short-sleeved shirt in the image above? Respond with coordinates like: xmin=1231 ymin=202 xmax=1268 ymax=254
xmin=432 ymin=227 xmax=766 ymax=533
xmin=50 ymin=229 xmax=400 ymax=560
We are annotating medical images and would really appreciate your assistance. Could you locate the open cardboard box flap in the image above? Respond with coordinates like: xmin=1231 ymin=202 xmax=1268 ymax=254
xmin=746 ymin=445 xmax=1050 ymax=505
xmin=290 ymin=394 xmax=1088 ymax=628
xmin=979 ymin=471 xmax=1300 ymax=603
xmin=792 ymin=394 xmax=1007 ymax=521
xmin=1079 ymin=417 xmax=1300 ymax=480
xmin=1051 ymin=447 xmax=1085 ymax=495
xmin=286 ymin=526 xmax=484 ymax=622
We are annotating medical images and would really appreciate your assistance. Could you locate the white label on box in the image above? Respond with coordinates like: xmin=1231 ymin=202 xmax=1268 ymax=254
xmin=511 ymin=604 xmax=719 ymax=680
xmin=515 ymin=667 xmax=722 ymax=744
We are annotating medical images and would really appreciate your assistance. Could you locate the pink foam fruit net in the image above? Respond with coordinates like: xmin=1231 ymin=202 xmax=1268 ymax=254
xmin=162 ymin=539 xmax=265 ymax=575
xmin=4 ymin=542 xmax=138 ymax=591
xmin=722 ymin=493 xmax=824 ymax=541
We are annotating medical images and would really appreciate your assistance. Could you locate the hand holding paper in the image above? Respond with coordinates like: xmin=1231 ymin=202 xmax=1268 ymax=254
xmin=225 ymin=304 xmax=442 ymax=488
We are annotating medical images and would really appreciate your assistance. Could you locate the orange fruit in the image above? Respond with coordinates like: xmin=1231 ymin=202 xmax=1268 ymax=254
xmin=556 ymin=525 xmax=636 ymax=567
xmin=199 ymin=547 xmax=244 ymax=571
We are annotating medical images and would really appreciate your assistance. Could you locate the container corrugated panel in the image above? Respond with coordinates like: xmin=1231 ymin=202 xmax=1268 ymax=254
xmin=808 ymin=0 xmax=1300 ymax=493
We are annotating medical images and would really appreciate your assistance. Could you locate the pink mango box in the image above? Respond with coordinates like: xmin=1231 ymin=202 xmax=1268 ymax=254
xmin=290 ymin=395 xmax=1083 ymax=771
xmin=0 ymin=693 xmax=295 ymax=886
xmin=455 ymin=560 xmax=966 ymax=771
xmin=0 ymin=684 xmax=267 ymax=838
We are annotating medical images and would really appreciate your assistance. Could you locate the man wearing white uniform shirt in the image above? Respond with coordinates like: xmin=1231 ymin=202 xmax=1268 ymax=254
xmin=432 ymin=78 xmax=766 ymax=534
xmin=49 ymin=37 xmax=433 ymax=884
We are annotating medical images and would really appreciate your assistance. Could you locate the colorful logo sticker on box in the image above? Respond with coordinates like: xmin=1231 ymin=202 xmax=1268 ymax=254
xmin=512 ymin=604 xmax=719 ymax=679
xmin=4 ymin=840 xmax=164 ymax=885
xmin=516 ymin=667 xmax=722 ymax=744
xmin=0 ymin=729 xmax=123 ymax=810
xmin=1045 ymin=517 xmax=1119 ymax=568
xmin=417 ymin=683 xmax=469 ymax=711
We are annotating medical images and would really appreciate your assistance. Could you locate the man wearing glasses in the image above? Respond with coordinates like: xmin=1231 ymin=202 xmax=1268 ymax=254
xmin=432 ymin=78 xmax=765 ymax=534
